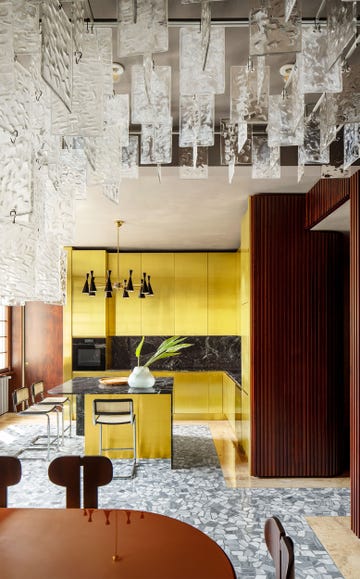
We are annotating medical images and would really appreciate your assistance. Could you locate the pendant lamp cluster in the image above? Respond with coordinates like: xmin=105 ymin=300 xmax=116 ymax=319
xmin=81 ymin=220 xmax=154 ymax=299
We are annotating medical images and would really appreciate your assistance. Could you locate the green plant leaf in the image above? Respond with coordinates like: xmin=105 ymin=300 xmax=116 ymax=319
xmin=135 ymin=336 xmax=145 ymax=365
xmin=142 ymin=336 xmax=193 ymax=367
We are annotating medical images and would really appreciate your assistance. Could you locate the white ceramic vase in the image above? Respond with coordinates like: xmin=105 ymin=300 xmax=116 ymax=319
xmin=128 ymin=366 xmax=155 ymax=389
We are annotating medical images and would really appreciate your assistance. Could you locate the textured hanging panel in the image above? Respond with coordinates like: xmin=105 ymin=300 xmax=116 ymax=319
xmin=51 ymin=32 xmax=103 ymax=136
xmin=344 ymin=123 xmax=360 ymax=170
xmin=41 ymin=0 xmax=73 ymax=111
xmin=131 ymin=64 xmax=171 ymax=124
xmin=267 ymin=94 xmax=304 ymax=147
xmin=12 ymin=0 xmax=40 ymax=54
xmin=0 ymin=222 xmax=37 ymax=305
xmin=252 ymin=135 xmax=280 ymax=179
xmin=179 ymin=94 xmax=214 ymax=147
xmin=230 ymin=64 xmax=269 ymax=124
xmin=95 ymin=126 xmax=123 ymax=183
xmin=299 ymin=114 xmax=330 ymax=166
xmin=0 ymin=1 xmax=15 ymax=96
xmin=249 ymin=0 xmax=302 ymax=56
xmin=117 ymin=0 xmax=168 ymax=57
xmin=319 ymin=95 xmax=338 ymax=152
xmin=121 ymin=136 xmax=139 ymax=179
xmin=104 ymin=94 xmax=129 ymax=146
xmin=96 ymin=28 xmax=114 ymax=97
xmin=179 ymin=147 xmax=208 ymax=179
xmin=59 ymin=149 xmax=87 ymax=200
xmin=220 ymin=119 xmax=252 ymax=165
xmin=179 ymin=26 xmax=225 ymax=95
xmin=333 ymin=65 xmax=360 ymax=125
xmin=140 ymin=122 xmax=172 ymax=164
xmin=301 ymin=26 xmax=342 ymax=94
xmin=0 ymin=136 xmax=33 ymax=219
xmin=71 ymin=0 xmax=85 ymax=61
xmin=327 ymin=0 xmax=356 ymax=69
xmin=0 ymin=61 xmax=33 ymax=141
xmin=285 ymin=0 xmax=297 ymax=22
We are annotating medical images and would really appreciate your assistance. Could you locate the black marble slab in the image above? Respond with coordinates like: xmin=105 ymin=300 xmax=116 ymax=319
xmin=111 ymin=336 xmax=241 ymax=375
xmin=49 ymin=377 xmax=173 ymax=435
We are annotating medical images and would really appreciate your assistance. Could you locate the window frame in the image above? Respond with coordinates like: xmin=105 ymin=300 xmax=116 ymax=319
xmin=0 ymin=305 xmax=11 ymax=373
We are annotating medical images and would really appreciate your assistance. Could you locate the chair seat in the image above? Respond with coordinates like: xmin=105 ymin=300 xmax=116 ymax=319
xmin=21 ymin=404 xmax=57 ymax=414
xmin=40 ymin=396 xmax=69 ymax=405
xmin=95 ymin=414 xmax=132 ymax=425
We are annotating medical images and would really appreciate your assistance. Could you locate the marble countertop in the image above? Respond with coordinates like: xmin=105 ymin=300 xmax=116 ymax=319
xmin=49 ymin=376 xmax=173 ymax=396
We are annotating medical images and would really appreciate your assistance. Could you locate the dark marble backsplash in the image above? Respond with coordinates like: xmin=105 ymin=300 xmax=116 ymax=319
xmin=111 ymin=336 xmax=241 ymax=375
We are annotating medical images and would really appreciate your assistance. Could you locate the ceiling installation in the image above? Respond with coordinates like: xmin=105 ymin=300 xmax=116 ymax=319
xmin=0 ymin=0 xmax=359 ymax=304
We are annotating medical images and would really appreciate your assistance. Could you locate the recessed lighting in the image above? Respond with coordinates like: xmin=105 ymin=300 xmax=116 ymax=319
xmin=112 ymin=62 xmax=125 ymax=84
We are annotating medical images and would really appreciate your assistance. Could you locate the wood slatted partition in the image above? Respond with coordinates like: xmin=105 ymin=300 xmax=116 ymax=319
xmin=350 ymin=182 xmax=360 ymax=536
xmin=305 ymin=178 xmax=350 ymax=229
xmin=250 ymin=194 xmax=346 ymax=477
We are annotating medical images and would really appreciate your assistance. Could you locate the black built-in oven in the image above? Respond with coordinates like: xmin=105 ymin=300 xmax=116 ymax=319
xmin=72 ymin=338 xmax=106 ymax=371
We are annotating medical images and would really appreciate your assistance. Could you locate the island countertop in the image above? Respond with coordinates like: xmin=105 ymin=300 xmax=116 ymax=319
xmin=49 ymin=376 xmax=174 ymax=396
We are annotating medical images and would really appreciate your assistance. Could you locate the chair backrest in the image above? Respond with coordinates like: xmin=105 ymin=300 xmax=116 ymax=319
xmin=31 ymin=381 xmax=45 ymax=403
xmin=264 ymin=517 xmax=295 ymax=579
xmin=48 ymin=455 xmax=113 ymax=508
xmin=93 ymin=398 xmax=134 ymax=417
xmin=0 ymin=456 xmax=22 ymax=507
xmin=280 ymin=535 xmax=295 ymax=579
xmin=12 ymin=387 xmax=31 ymax=412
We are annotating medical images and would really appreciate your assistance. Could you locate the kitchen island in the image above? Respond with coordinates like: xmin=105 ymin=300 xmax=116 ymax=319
xmin=49 ymin=377 xmax=173 ymax=461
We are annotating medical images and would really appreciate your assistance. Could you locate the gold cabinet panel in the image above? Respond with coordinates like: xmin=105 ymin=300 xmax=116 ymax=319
xmin=208 ymin=372 xmax=223 ymax=414
xmin=140 ymin=253 xmax=175 ymax=336
xmin=72 ymin=250 xmax=107 ymax=337
xmin=207 ymin=253 xmax=239 ymax=335
xmin=174 ymin=372 xmax=209 ymax=414
xmin=108 ymin=253 xmax=142 ymax=335
xmin=174 ymin=253 xmax=208 ymax=335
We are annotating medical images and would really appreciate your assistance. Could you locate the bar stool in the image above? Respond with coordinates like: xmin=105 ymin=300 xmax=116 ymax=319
xmin=31 ymin=380 xmax=72 ymax=443
xmin=93 ymin=398 xmax=137 ymax=479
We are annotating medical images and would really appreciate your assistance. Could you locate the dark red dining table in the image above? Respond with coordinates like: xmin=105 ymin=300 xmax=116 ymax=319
xmin=0 ymin=508 xmax=236 ymax=579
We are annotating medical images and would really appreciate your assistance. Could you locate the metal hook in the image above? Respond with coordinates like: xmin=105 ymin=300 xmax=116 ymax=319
xmin=75 ymin=50 xmax=82 ymax=64
xmin=9 ymin=209 xmax=17 ymax=224
xmin=10 ymin=129 xmax=18 ymax=144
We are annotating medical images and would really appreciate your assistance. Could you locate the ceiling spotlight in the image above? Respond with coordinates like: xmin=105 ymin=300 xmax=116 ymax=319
xmin=112 ymin=62 xmax=125 ymax=84
xmin=279 ymin=64 xmax=294 ymax=83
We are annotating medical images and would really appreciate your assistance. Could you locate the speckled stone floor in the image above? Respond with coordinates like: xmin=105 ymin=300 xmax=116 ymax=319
xmin=0 ymin=420 xmax=350 ymax=578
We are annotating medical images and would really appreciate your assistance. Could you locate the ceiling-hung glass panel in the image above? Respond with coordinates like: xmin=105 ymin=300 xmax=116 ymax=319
xmin=41 ymin=0 xmax=73 ymax=111
xmin=319 ymin=95 xmax=338 ymax=151
xmin=343 ymin=123 xmax=360 ymax=170
xmin=131 ymin=65 xmax=171 ymax=124
xmin=179 ymin=146 xmax=208 ymax=179
xmin=51 ymin=32 xmax=103 ymax=136
xmin=285 ymin=0 xmax=297 ymax=22
xmin=301 ymin=26 xmax=342 ymax=94
xmin=0 ymin=222 xmax=36 ymax=305
xmin=96 ymin=28 xmax=114 ymax=97
xmin=70 ymin=0 xmax=85 ymax=62
xmin=249 ymin=0 xmax=302 ymax=56
xmin=327 ymin=0 xmax=356 ymax=69
xmin=95 ymin=126 xmax=123 ymax=183
xmin=59 ymin=149 xmax=87 ymax=200
xmin=103 ymin=183 xmax=121 ymax=204
xmin=180 ymin=26 xmax=225 ymax=95
xmin=117 ymin=0 xmax=168 ymax=57
xmin=252 ymin=135 xmax=280 ymax=178
xmin=220 ymin=119 xmax=252 ymax=166
xmin=0 ymin=61 xmax=33 ymax=141
xmin=12 ymin=0 xmax=40 ymax=54
xmin=104 ymin=94 xmax=129 ymax=147
xmin=121 ymin=136 xmax=139 ymax=179
xmin=267 ymin=94 xmax=304 ymax=147
xmin=179 ymin=94 xmax=215 ymax=147
xmin=230 ymin=63 xmax=269 ymax=124
xmin=0 ymin=1 xmax=15 ymax=96
xmin=141 ymin=121 xmax=172 ymax=164
xmin=0 ymin=136 xmax=33 ymax=219
xmin=299 ymin=115 xmax=330 ymax=165
xmin=333 ymin=65 xmax=360 ymax=124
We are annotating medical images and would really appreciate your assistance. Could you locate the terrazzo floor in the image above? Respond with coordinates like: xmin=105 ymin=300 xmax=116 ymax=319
xmin=0 ymin=418 xmax=352 ymax=578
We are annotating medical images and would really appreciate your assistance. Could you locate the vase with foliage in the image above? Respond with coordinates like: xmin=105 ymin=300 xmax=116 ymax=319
xmin=127 ymin=336 xmax=193 ymax=389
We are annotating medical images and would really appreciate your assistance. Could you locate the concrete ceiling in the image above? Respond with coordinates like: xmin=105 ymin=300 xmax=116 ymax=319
xmin=72 ymin=1 xmax=358 ymax=250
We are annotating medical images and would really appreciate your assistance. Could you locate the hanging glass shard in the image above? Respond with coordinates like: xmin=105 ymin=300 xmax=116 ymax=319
xmin=179 ymin=94 xmax=214 ymax=147
xmin=59 ymin=149 xmax=87 ymax=200
xmin=37 ymin=169 xmax=75 ymax=247
xmin=117 ymin=0 xmax=168 ymax=57
xmin=319 ymin=95 xmax=338 ymax=151
xmin=95 ymin=126 xmax=123 ymax=184
xmin=83 ymin=136 xmax=97 ymax=172
xmin=121 ymin=136 xmax=139 ymax=179
xmin=285 ymin=0 xmax=297 ymax=22
xmin=297 ymin=161 xmax=304 ymax=183
xmin=131 ymin=64 xmax=171 ymax=124
xmin=96 ymin=28 xmax=113 ymax=97
xmin=252 ymin=135 xmax=280 ymax=179
xmin=41 ymin=0 xmax=73 ymax=111
xmin=179 ymin=146 xmax=208 ymax=179
xmin=103 ymin=183 xmax=121 ymax=204
xmin=12 ymin=0 xmax=40 ymax=54
xmin=141 ymin=121 xmax=173 ymax=164
xmin=267 ymin=94 xmax=304 ymax=147
xmin=299 ymin=115 xmax=330 ymax=166
xmin=230 ymin=63 xmax=269 ymax=124
xmin=104 ymin=94 xmax=129 ymax=147
xmin=333 ymin=65 xmax=360 ymax=124
xmin=219 ymin=120 xmax=252 ymax=166
xmin=343 ymin=123 xmax=360 ymax=170
xmin=301 ymin=26 xmax=342 ymax=94
xmin=51 ymin=31 xmax=103 ymax=136
xmin=0 ymin=136 xmax=33 ymax=219
xmin=180 ymin=26 xmax=225 ymax=95
xmin=71 ymin=0 xmax=85 ymax=63
xmin=0 ymin=61 xmax=33 ymax=139
xmin=0 ymin=1 xmax=15 ymax=96
xmin=200 ymin=0 xmax=211 ymax=71
xmin=327 ymin=0 xmax=356 ymax=69
xmin=249 ymin=0 xmax=302 ymax=56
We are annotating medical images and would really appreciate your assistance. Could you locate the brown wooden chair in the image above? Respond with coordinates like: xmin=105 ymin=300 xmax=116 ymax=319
xmin=48 ymin=455 xmax=113 ymax=508
xmin=264 ymin=516 xmax=295 ymax=579
xmin=0 ymin=456 xmax=22 ymax=507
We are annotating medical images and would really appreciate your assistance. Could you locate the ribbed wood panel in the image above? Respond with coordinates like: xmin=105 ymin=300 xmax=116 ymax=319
xmin=250 ymin=194 xmax=346 ymax=477
xmin=305 ymin=177 xmax=351 ymax=229
xmin=350 ymin=181 xmax=360 ymax=536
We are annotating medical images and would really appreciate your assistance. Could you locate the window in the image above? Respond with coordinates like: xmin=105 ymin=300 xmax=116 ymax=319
xmin=0 ymin=306 xmax=10 ymax=372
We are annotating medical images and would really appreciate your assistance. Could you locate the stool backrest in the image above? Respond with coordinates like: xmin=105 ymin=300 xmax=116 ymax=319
xmin=12 ymin=387 xmax=31 ymax=412
xmin=0 ymin=456 xmax=22 ymax=507
xmin=31 ymin=381 xmax=45 ymax=403
xmin=48 ymin=455 xmax=113 ymax=508
xmin=93 ymin=398 xmax=134 ymax=416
